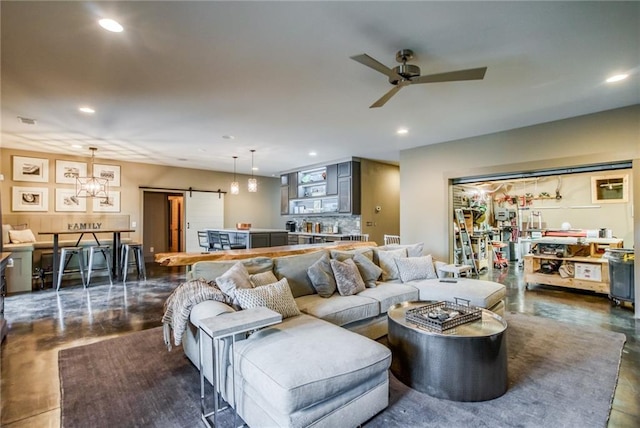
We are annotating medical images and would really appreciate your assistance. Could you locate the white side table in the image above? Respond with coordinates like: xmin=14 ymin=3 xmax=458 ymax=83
xmin=439 ymin=264 xmax=473 ymax=278
xmin=199 ymin=307 xmax=282 ymax=428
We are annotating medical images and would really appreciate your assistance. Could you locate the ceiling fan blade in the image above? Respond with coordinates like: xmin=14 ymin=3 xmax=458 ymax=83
xmin=370 ymin=85 xmax=402 ymax=108
xmin=411 ymin=67 xmax=487 ymax=84
xmin=350 ymin=53 xmax=402 ymax=81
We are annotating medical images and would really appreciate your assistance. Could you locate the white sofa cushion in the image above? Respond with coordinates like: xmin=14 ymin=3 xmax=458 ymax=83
xmin=357 ymin=282 xmax=420 ymax=313
xmin=295 ymin=293 xmax=379 ymax=326
xmin=407 ymin=278 xmax=506 ymax=309
xmin=233 ymin=314 xmax=391 ymax=415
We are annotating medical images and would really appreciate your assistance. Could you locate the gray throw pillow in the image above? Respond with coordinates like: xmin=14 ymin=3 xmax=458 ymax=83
xmin=376 ymin=248 xmax=407 ymax=281
xmin=273 ymin=251 xmax=327 ymax=297
xmin=330 ymin=247 xmax=374 ymax=262
xmin=234 ymin=278 xmax=301 ymax=319
xmin=215 ymin=262 xmax=253 ymax=302
xmin=353 ymin=253 xmax=383 ymax=288
xmin=395 ymin=255 xmax=437 ymax=283
xmin=330 ymin=258 xmax=366 ymax=296
xmin=307 ymin=254 xmax=337 ymax=298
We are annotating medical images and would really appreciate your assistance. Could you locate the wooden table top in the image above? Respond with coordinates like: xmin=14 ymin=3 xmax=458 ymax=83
xmin=38 ymin=229 xmax=135 ymax=235
xmin=155 ymin=241 xmax=378 ymax=266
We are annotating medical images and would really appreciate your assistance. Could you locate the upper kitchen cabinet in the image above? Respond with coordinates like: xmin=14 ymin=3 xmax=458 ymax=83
xmin=282 ymin=160 xmax=361 ymax=215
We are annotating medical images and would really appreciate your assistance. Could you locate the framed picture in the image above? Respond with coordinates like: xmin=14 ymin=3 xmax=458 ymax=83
xmin=55 ymin=160 xmax=87 ymax=184
xmin=12 ymin=156 xmax=49 ymax=183
xmin=93 ymin=191 xmax=120 ymax=212
xmin=12 ymin=186 xmax=48 ymax=211
xmin=591 ymin=174 xmax=629 ymax=204
xmin=93 ymin=164 xmax=121 ymax=187
xmin=55 ymin=188 xmax=86 ymax=212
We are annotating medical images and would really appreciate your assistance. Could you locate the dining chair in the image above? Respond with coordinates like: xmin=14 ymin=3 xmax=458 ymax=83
xmin=219 ymin=232 xmax=246 ymax=250
xmin=383 ymin=234 xmax=401 ymax=245
xmin=348 ymin=234 xmax=369 ymax=242
xmin=207 ymin=231 xmax=223 ymax=251
xmin=198 ymin=231 xmax=213 ymax=251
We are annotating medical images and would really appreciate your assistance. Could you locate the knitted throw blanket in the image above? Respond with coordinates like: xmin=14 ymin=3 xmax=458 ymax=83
xmin=162 ymin=278 xmax=229 ymax=350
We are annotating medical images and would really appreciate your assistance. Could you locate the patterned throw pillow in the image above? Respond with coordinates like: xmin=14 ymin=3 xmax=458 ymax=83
xmin=215 ymin=262 xmax=253 ymax=302
xmin=376 ymin=248 xmax=407 ymax=281
xmin=330 ymin=258 xmax=366 ymax=296
xmin=307 ymin=253 xmax=337 ymax=298
xmin=353 ymin=253 xmax=383 ymax=288
xmin=395 ymin=255 xmax=437 ymax=283
xmin=250 ymin=270 xmax=279 ymax=287
xmin=234 ymin=278 xmax=301 ymax=319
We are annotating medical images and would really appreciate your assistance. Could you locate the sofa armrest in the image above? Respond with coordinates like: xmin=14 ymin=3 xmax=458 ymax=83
xmin=189 ymin=300 xmax=236 ymax=327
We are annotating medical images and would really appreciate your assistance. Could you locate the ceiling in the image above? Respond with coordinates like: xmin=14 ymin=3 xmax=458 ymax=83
xmin=1 ymin=1 xmax=638 ymax=177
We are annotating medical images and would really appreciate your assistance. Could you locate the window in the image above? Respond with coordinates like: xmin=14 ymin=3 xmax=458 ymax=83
xmin=591 ymin=174 xmax=629 ymax=203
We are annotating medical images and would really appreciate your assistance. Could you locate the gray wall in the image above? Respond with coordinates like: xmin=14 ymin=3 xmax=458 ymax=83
xmin=400 ymin=104 xmax=640 ymax=318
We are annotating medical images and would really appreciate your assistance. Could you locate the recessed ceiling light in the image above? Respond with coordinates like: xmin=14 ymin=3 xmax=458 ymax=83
xmin=71 ymin=144 xmax=83 ymax=149
xmin=99 ymin=18 xmax=123 ymax=33
xmin=252 ymin=167 xmax=259 ymax=171
xmin=79 ymin=106 xmax=95 ymax=114
xmin=606 ymin=74 xmax=628 ymax=83
xmin=309 ymin=151 xmax=317 ymax=156
xmin=397 ymin=128 xmax=409 ymax=135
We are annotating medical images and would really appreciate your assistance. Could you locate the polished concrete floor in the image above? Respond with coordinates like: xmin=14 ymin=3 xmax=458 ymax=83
xmin=0 ymin=262 xmax=638 ymax=427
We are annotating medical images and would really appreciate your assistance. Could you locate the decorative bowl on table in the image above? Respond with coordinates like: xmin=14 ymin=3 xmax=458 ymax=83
xmin=236 ymin=223 xmax=251 ymax=230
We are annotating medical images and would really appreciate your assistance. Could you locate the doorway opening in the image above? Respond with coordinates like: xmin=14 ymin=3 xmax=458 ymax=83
xmin=142 ymin=191 xmax=184 ymax=262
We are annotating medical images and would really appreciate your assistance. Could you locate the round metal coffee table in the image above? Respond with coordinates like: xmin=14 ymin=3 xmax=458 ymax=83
xmin=387 ymin=301 xmax=508 ymax=402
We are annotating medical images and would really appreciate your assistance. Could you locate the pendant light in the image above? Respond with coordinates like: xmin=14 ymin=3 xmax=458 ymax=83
xmin=230 ymin=156 xmax=240 ymax=195
xmin=76 ymin=147 xmax=109 ymax=199
xmin=248 ymin=149 xmax=257 ymax=192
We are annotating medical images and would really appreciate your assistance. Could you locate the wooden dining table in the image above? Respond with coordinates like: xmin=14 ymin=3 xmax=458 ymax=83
xmin=38 ymin=229 xmax=135 ymax=287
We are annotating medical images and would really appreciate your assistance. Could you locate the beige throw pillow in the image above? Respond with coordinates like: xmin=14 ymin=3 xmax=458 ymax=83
xmin=250 ymin=270 xmax=279 ymax=287
xmin=234 ymin=278 xmax=301 ymax=319
xmin=8 ymin=228 xmax=37 ymax=243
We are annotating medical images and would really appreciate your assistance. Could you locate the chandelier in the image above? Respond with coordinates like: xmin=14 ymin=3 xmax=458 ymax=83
xmin=75 ymin=147 xmax=109 ymax=199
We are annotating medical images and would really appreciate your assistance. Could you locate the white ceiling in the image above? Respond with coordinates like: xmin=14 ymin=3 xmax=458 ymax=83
xmin=1 ymin=1 xmax=638 ymax=177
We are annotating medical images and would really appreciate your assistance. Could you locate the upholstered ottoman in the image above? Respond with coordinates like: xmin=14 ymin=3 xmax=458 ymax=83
xmin=231 ymin=314 xmax=391 ymax=428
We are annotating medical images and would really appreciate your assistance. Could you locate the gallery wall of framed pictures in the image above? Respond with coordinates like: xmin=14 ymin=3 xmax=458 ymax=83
xmin=10 ymin=154 xmax=122 ymax=213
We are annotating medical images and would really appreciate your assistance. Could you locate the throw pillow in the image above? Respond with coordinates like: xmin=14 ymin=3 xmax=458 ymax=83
xmin=215 ymin=262 xmax=253 ymax=302
xmin=273 ymin=250 xmax=327 ymax=298
xmin=434 ymin=260 xmax=448 ymax=278
xmin=353 ymin=253 xmax=383 ymax=288
xmin=376 ymin=248 xmax=407 ymax=281
xmin=375 ymin=242 xmax=424 ymax=262
xmin=330 ymin=247 xmax=374 ymax=262
xmin=8 ymin=228 xmax=37 ymax=244
xmin=330 ymin=258 xmax=366 ymax=296
xmin=250 ymin=270 xmax=278 ymax=287
xmin=307 ymin=253 xmax=337 ymax=298
xmin=2 ymin=224 xmax=12 ymax=245
xmin=234 ymin=278 xmax=301 ymax=319
xmin=395 ymin=255 xmax=438 ymax=283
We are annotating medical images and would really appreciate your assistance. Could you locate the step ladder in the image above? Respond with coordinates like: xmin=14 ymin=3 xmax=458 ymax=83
xmin=454 ymin=209 xmax=479 ymax=276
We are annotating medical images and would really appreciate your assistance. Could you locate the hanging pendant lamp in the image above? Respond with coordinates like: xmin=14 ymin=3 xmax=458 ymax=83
xmin=230 ymin=156 xmax=240 ymax=195
xmin=248 ymin=149 xmax=257 ymax=193
xmin=76 ymin=147 xmax=109 ymax=199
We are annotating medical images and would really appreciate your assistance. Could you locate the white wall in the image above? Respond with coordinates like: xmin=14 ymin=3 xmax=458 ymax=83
xmin=400 ymin=105 xmax=640 ymax=318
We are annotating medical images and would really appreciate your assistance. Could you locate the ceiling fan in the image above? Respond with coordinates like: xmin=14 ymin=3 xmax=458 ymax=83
xmin=350 ymin=49 xmax=487 ymax=108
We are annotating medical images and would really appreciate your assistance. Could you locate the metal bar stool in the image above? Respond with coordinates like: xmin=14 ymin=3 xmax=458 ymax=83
xmin=86 ymin=245 xmax=113 ymax=286
xmin=56 ymin=247 xmax=87 ymax=291
xmin=120 ymin=243 xmax=147 ymax=282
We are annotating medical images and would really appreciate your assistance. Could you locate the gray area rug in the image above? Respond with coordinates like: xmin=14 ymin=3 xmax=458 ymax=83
xmin=59 ymin=313 xmax=626 ymax=428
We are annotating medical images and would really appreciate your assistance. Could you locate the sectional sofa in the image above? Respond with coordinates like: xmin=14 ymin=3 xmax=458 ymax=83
xmin=167 ymin=243 xmax=506 ymax=428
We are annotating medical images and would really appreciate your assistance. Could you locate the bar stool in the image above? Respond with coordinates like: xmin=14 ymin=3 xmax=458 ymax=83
xmin=120 ymin=243 xmax=147 ymax=282
xmin=86 ymin=245 xmax=113 ymax=286
xmin=56 ymin=247 xmax=87 ymax=291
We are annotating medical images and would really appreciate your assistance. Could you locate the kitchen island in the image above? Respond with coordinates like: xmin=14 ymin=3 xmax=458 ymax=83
xmin=206 ymin=228 xmax=289 ymax=249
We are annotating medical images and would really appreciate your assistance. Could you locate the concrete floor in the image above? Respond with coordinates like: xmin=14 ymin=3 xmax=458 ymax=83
xmin=0 ymin=262 xmax=638 ymax=427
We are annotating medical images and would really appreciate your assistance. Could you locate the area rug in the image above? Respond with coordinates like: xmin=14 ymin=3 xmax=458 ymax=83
xmin=59 ymin=313 xmax=626 ymax=428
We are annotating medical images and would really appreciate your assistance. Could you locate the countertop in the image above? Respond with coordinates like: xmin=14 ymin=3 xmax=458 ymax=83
xmin=205 ymin=228 xmax=288 ymax=233
xmin=288 ymin=232 xmax=351 ymax=237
